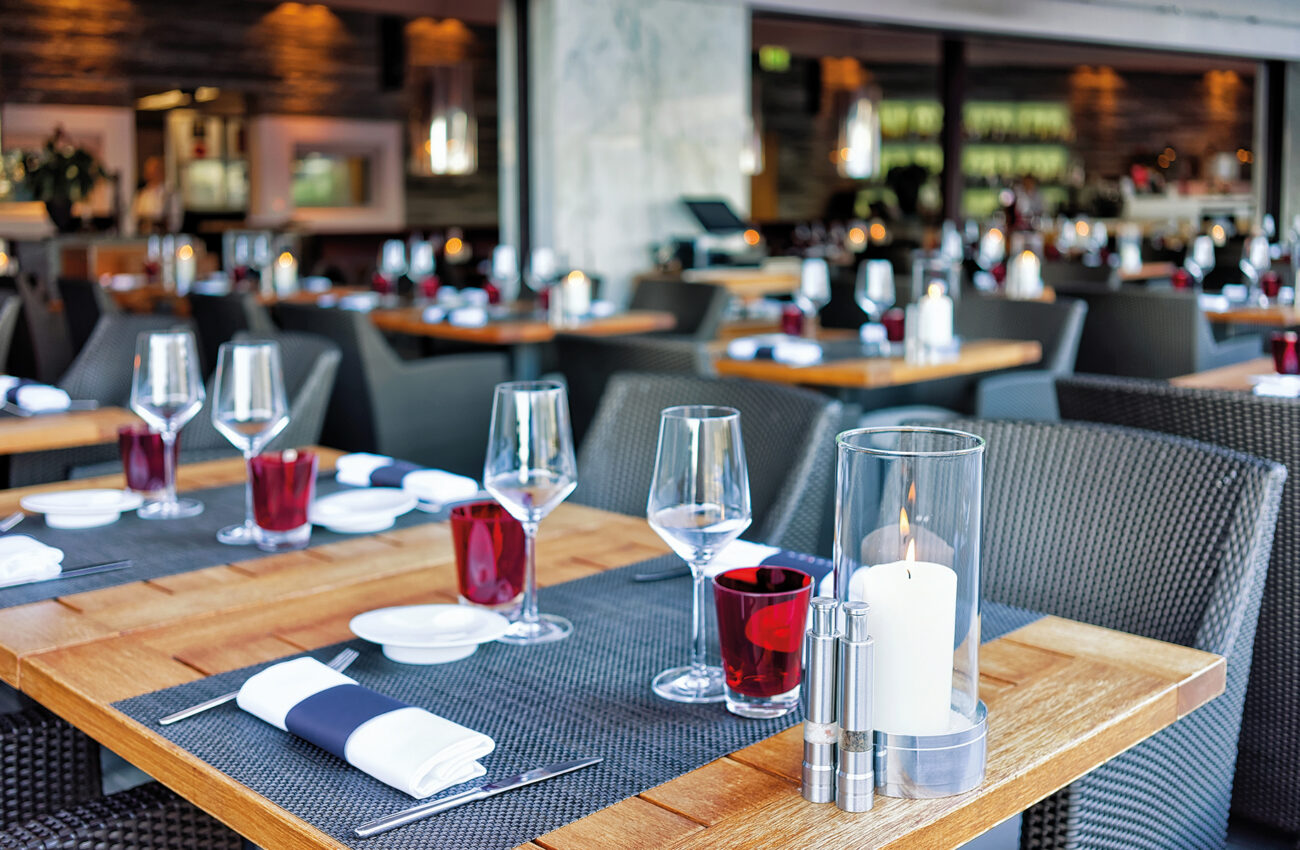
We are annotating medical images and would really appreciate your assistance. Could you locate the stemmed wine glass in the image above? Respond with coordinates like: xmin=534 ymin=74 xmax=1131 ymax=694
xmin=647 ymin=405 xmax=752 ymax=703
xmin=211 ymin=340 xmax=290 ymax=544
xmin=483 ymin=380 xmax=578 ymax=644
xmin=855 ymin=259 xmax=896 ymax=322
xmin=796 ymin=258 xmax=832 ymax=327
xmin=130 ymin=330 xmax=205 ymax=519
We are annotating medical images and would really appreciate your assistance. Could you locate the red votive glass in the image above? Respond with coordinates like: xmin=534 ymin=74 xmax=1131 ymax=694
xmin=713 ymin=566 xmax=813 ymax=718
xmin=118 ymin=425 xmax=179 ymax=496
xmin=882 ymin=307 xmax=906 ymax=342
xmin=449 ymin=501 xmax=526 ymax=613
xmin=418 ymin=276 xmax=440 ymax=299
xmin=1171 ymin=268 xmax=1192 ymax=290
xmin=371 ymin=273 xmax=393 ymax=295
xmin=780 ymin=304 xmax=805 ymax=337
xmin=249 ymin=450 xmax=318 ymax=552
xmin=1272 ymin=331 xmax=1300 ymax=375
xmin=1262 ymin=271 xmax=1282 ymax=300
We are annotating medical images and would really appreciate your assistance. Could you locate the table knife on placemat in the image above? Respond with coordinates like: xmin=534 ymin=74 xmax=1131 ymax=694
xmin=354 ymin=757 xmax=603 ymax=838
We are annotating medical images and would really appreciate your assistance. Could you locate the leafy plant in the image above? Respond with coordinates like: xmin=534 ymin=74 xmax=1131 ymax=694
xmin=18 ymin=127 xmax=105 ymax=202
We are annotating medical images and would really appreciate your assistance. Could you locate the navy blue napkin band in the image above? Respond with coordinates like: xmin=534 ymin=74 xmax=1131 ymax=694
xmin=283 ymin=684 xmax=408 ymax=760
xmin=370 ymin=461 xmax=422 ymax=488
xmin=759 ymin=551 xmax=832 ymax=587
xmin=5 ymin=379 xmax=36 ymax=406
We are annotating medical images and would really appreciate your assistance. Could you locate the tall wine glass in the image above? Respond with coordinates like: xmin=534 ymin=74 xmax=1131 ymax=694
xmin=647 ymin=406 xmax=752 ymax=703
xmin=483 ymin=380 xmax=578 ymax=644
xmin=211 ymin=340 xmax=290 ymax=544
xmin=130 ymin=330 xmax=205 ymax=519
xmin=796 ymin=258 xmax=832 ymax=324
xmin=855 ymin=259 xmax=896 ymax=322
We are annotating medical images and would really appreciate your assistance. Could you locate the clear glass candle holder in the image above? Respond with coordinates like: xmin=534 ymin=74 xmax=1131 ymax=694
xmin=833 ymin=426 xmax=986 ymax=798
xmin=910 ymin=250 xmax=962 ymax=304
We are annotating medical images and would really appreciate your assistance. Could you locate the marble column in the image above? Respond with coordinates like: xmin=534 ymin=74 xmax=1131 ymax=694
xmin=525 ymin=0 xmax=749 ymax=302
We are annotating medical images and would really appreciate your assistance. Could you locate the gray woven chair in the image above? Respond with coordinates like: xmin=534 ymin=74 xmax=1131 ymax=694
xmin=1055 ymin=375 xmax=1300 ymax=838
xmin=56 ymin=278 xmax=118 ymax=358
xmin=628 ymin=277 xmax=730 ymax=339
xmin=0 ymin=782 xmax=240 ymax=850
xmin=573 ymin=372 xmax=842 ymax=554
xmin=0 ymin=707 xmax=101 ymax=828
xmin=276 ymin=303 xmax=507 ymax=477
xmin=555 ymin=334 xmax=710 ymax=449
xmin=188 ymin=293 xmax=276 ymax=376
xmin=0 ymin=296 xmax=20 ymax=372
xmin=0 ymin=276 xmax=72 ymax=383
xmin=946 ymin=418 xmax=1283 ymax=850
xmin=1073 ymin=287 xmax=1260 ymax=379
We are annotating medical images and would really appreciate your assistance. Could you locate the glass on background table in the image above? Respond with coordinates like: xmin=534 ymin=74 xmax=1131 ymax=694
xmin=129 ymin=329 xmax=205 ymax=519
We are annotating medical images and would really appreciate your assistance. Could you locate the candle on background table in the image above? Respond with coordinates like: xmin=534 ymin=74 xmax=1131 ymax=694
xmin=273 ymin=251 xmax=299 ymax=295
xmin=1005 ymin=250 xmax=1042 ymax=300
xmin=175 ymin=241 xmax=197 ymax=293
xmin=916 ymin=282 xmax=953 ymax=348
xmin=562 ymin=270 xmax=592 ymax=320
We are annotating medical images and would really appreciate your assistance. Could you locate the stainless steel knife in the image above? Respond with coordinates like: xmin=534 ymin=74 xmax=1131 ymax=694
xmin=353 ymin=757 xmax=603 ymax=838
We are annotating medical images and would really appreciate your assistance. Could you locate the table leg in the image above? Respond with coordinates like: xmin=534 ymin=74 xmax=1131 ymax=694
xmin=513 ymin=343 xmax=542 ymax=380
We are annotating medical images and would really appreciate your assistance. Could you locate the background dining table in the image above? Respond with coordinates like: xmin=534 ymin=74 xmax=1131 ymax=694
xmin=0 ymin=406 xmax=141 ymax=454
xmin=1203 ymin=303 xmax=1300 ymax=328
xmin=0 ymin=451 xmax=1225 ymax=850
xmin=1170 ymin=357 xmax=1273 ymax=391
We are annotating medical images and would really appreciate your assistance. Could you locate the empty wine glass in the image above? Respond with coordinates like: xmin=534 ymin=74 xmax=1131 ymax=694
xmin=647 ymin=406 xmax=752 ymax=703
xmin=211 ymin=340 xmax=290 ymax=545
xmin=796 ymin=258 xmax=832 ymax=325
xmin=855 ymin=260 xmax=896 ymax=322
xmin=483 ymin=380 xmax=578 ymax=644
xmin=130 ymin=330 xmax=205 ymax=519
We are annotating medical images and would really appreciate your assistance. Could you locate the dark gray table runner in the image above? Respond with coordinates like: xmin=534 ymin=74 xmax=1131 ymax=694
xmin=0 ymin=478 xmax=446 ymax=609
xmin=114 ymin=554 xmax=1042 ymax=850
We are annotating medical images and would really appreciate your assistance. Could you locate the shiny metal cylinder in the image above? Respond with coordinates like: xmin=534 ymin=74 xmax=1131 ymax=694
xmin=801 ymin=597 xmax=839 ymax=803
xmin=836 ymin=601 xmax=874 ymax=812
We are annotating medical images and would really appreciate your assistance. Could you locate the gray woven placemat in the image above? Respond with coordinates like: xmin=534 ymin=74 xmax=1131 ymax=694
xmin=0 ymin=478 xmax=446 ymax=609
xmin=113 ymin=555 xmax=1041 ymax=850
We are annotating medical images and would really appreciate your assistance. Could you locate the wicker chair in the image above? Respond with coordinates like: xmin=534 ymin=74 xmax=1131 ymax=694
xmin=627 ymin=277 xmax=730 ymax=339
xmin=276 ymin=303 xmax=507 ymax=477
xmin=1055 ymin=375 xmax=1300 ymax=838
xmin=56 ymin=278 xmax=118 ymax=358
xmin=0 ymin=782 xmax=240 ymax=850
xmin=0 ymin=276 xmax=72 ymax=384
xmin=573 ymin=372 xmax=842 ymax=555
xmin=0 ymin=296 xmax=20 ymax=373
xmin=946 ymin=418 xmax=1283 ymax=850
xmin=554 ymin=334 xmax=711 ymax=449
xmin=0 ymin=707 xmax=101 ymax=828
xmin=188 ymin=293 xmax=277 ymax=376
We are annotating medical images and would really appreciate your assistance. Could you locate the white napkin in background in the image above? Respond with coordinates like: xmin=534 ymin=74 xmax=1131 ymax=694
xmin=704 ymin=539 xmax=781 ymax=577
xmin=1220 ymin=284 xmax=1249 ymax=303
xmin=237 ymin=657 xmax=494 ymax=798
xmin=725 ymin=335 xmax=822 ymax=367
xmin=339 ymin=292 xmax=380 ymax=312
xmin=422 ymin=305 xmax=447 ymax=324
xmin=334 ymin=453 xmax=480 ymax=507
xmin=0 ymin=376 xmax=71 ymax=413
xmin=0 ymin=535 xmax=64 ymax=588
xmin=1198 ymin=294 xmax=1230 ymax=312
xmin=1252 ymin=375 xmax=1300 ymax=398
xmin=448 ymin=307 xmax=488 ymax=327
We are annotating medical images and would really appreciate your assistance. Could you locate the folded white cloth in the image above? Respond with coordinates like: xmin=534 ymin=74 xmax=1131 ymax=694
xmin=589 ymin=300 xmax=617 ymax=318
xmin=448 ymin=307 xmax=488 ymax=327
xmin=0 ymin=535 xmax=64 ymax=588
xmin=1198 ymin=294 xmax=1231 ymax=312
xmin=1252 ymin=375 xmax=1300 ymax=398
xmin=238 ymin=657 xmax=494 ymax=798
xmin=335 ymin=453 xmax=479 ymax=506
xmin=726 ymin=334 xmax=822 ymax=367
xmin=705 ymin=539 xmax=780 ymax=577
xmin=339 ymin=292 xmax=380 ymax=312
xmin=422 ymin=305 xmax=447 ymax=324
xmin=0 ymin=376 xmax=71 ymax=413
xmin=1220 ymin=284 xmax=1249 ymax=303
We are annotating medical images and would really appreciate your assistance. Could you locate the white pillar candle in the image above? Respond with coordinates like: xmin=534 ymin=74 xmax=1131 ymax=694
xmin=273 ymin=252 xmax=299 ymax=295
xmin=916 ymin=283 xmax=953 ymax=347
xmin=1006 ymin=250 xmax=1042 ymax=300
xmin=175 ymin=243 xmax=197 ymax=293
xmin=853 ymin=553 xmax=958 ymax=736
xmin=562 ymin=270 xmax=592 ymax=319
xmin=978 ymin=228 xmax=1005 ymax=266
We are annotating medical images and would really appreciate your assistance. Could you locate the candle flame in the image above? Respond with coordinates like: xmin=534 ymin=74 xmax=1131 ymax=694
xmin=905 ymin=538 xmax=916 ymax=563
xmin=927 ymin=282 xmax=943 ymax=299
xmin=277 ymin=251 xmax=294 ymax=268
xmin=899 ymin=506 xmax=910 ymax=537
xmin=907 ymin=481 xmax=915 ymax=503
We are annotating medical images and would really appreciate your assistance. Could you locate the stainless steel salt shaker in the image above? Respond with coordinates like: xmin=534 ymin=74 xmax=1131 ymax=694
xmin=801 ymin=597 xmax=839 ymax=803
xmin=836 ymin=601 xmax=875 ymax=812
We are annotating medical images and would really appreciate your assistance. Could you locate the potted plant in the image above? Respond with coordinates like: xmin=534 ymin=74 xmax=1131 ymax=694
xmin=20 ymin=127 xmax=105 ymax=233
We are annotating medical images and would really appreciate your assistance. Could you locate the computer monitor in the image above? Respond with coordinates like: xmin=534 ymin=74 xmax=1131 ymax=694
xmin=682 ymin=198 xmax=748 ymax=234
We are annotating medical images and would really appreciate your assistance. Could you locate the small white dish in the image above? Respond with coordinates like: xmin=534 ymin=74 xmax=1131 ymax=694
xmin=349 ymin=604 xmax=510 ymax=664
xmin=309 ymin=488 xmax=418 ymax=533
xmin=19 ymin=489 xmax=143 ymax=529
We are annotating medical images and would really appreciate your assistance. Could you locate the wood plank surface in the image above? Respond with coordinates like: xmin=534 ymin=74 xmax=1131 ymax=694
xmin=369 ymin=308 xmax=676 ymax=344
xmin=1170 ymin=357 xmax=1271 ymax=391
xmin=0 ymin=406 xmax=141 ymax=454
xmin=681 ymin=267 xmax=801 ymax=298
xmin=1118 ymin=261 xmax=1175 ymax=282
xmin=1204 ymin=304 xmax=1300 ymax=327
xmin=712 ymin=339 xmax=1042 ymax=389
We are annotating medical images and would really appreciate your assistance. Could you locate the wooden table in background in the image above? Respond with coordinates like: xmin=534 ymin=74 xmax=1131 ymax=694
xmin=1118 ymin=262 xmax=1176 ymax=283
xmin=0 ymin=453 xmax=1224 ymax=850
xmin=1171 ymin=357 xmax=1271 ymax=392
xmin=681 ymin=267 xmax=801 ymax=299
xmin=105 ymin=285 xmax=370 ymax=317
xmin=713 ymin=339 xmax=1042 ymax=390
xmin=1204 ymin=305 xmax=1300 ymax=327
xmin=0 ymin=406 xmax=140 ymax=455
xmin=368 ymin=308 xmax=675 ymax=345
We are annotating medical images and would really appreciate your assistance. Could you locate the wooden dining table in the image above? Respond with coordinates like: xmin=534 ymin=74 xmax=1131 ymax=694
xmin=1171 ymin=357 xmax=1272 ymax=392
xmin=0 ymin=452 xmax=1224 ymax=850
xmin=1203 ymin=303 xmax=1300 ymax=327
xmin=0 ymin=406 xmax=140 ymax=455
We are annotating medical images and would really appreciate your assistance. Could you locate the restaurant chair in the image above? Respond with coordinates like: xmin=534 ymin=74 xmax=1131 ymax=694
xmin=1041 ymin=260 xmax=1114 ymax=294
xmin=0 ymin=296 xmax=20 ymax=372
xmin=573 ymin=372 xmax=841 ymax=555
xmin=1055 ymin=374 xmax=1300 ymax=839
xmin=56 ymin=278 xmax=118 ymax=358
xmin=0 ymin=706 xmax=101 ymax=828
xmin=276 ymin=303 xmax=506 ymax=477
xmin=1073 ymin=287 xmax=1261 ymax=380
xmin=188 ymin=293 xmax=277 ymax=376
xmin=554 ymin=335 xmax=712 ymax=450
xmin=0 ymin=781 xmax=240 ymax=850
xmin=627 ymin=277 xmax=729 ymax=339
xmin=946 ymin=417 xmax=1283 ymax=850
xmin=0 ymin=275 xmax=72 ymax=384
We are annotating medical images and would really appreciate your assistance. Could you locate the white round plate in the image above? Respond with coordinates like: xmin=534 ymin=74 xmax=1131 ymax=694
xmin=20 ymin=489 xmax=143 ymax=529
xmin=349 ymin=604 xmax=510 ymax=664
xmin=309 ymin=489 xmax=418 ymax=533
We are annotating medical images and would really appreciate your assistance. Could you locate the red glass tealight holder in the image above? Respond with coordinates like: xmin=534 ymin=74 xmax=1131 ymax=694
xmin=1170 ymin=268 xmax=1192 ymax=290
xmin=713 ymin=566 xmax=813 ymax=718
xmin=1262 ymin=271 xmax=1282 ymax=300
xmin=249 ymin=449 xmax=318 ymax=552
xmin=118 ymin=425 xmax=179 ymax=498
xmin=882 ymin=308 xmax=906 ymax=343
xmin=1272 ymin=331 xmax=1300 ymax=375
xmin=449 ymin=501 xmax=526 ymax=613
xmin=371 ymin=273 xmax=393 ymax=295
xmin=418 ymin=276 xmax=441 ymax=299
xmin=780 ymin=304 xmax=805 ymax=337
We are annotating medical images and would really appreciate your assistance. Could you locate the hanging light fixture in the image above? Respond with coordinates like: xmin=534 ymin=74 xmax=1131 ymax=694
xmin=407 ymin=18 xmax=477 ymax=176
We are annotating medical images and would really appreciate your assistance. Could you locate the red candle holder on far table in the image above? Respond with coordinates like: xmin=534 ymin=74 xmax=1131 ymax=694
xmin=1273 ymin=332 xmax=1300 ymax=375
xmin=1261 ymin=271 xmax=1282 ymax=301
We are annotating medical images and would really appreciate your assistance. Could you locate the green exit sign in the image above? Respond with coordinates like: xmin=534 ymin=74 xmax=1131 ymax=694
xmin=759 ymin=45 xmax=791 ymax=72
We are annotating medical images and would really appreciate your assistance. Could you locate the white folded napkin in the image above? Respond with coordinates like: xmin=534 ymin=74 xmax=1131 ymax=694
xmin=705 ymin=539 xmax=780 ymax=577
xmin=339 ymin=292 xmax=380 ymax=312
xmin=461 ymin=289 xmax=490 ymax=308
xmin=422 ymin=305 xmax=447 ymax=324
xmin=448 ymin=307 xmax=488 ymax=327
xmin=0 ymin=376 xmax=71 ymax=413
xmin=302 ymin=276 xmax=333 ymax=293
xmin=1221 ymin=284 xmax=1249 ymax=303
xmin=589 ymin=300 xmax=617 ymax=318
xmin=1198 ymin=294 xmax=1230 ymax=312
xmin=335 ymin=453 xmax=479 ymax=507
xmin=0 ymin=535 xmax=64 ymax=588
xmin=1252 ymin=375 xmax=1300 ymax=398
xmin=726 ymin=334 xmax=822 ymax=367
xmin=237 ymin=657 xmax=494 ymax=798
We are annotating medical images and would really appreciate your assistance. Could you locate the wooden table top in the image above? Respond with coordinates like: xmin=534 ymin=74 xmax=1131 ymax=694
xmin=369 ymin=308 xmax=676 ymax=345
xmin=105 ymin=285 xmax=370 ymax=317
xmin=1118 ymin=262 xmax=1176 ymax=282
xmin=681 ymin=267 xmax=801 ymax=298
xmin=713 ymin=339 xmax=1042 ymax=390
xmin=0 ymin=453 xmax=1224 ymax=850
xmin=1204 ymin=304 xmax=1300 ymax=327
xmin=0 ymin=406 xmax=140 ymax=455
xmin=1170 ymin=357 xmax=1272 ymax=392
